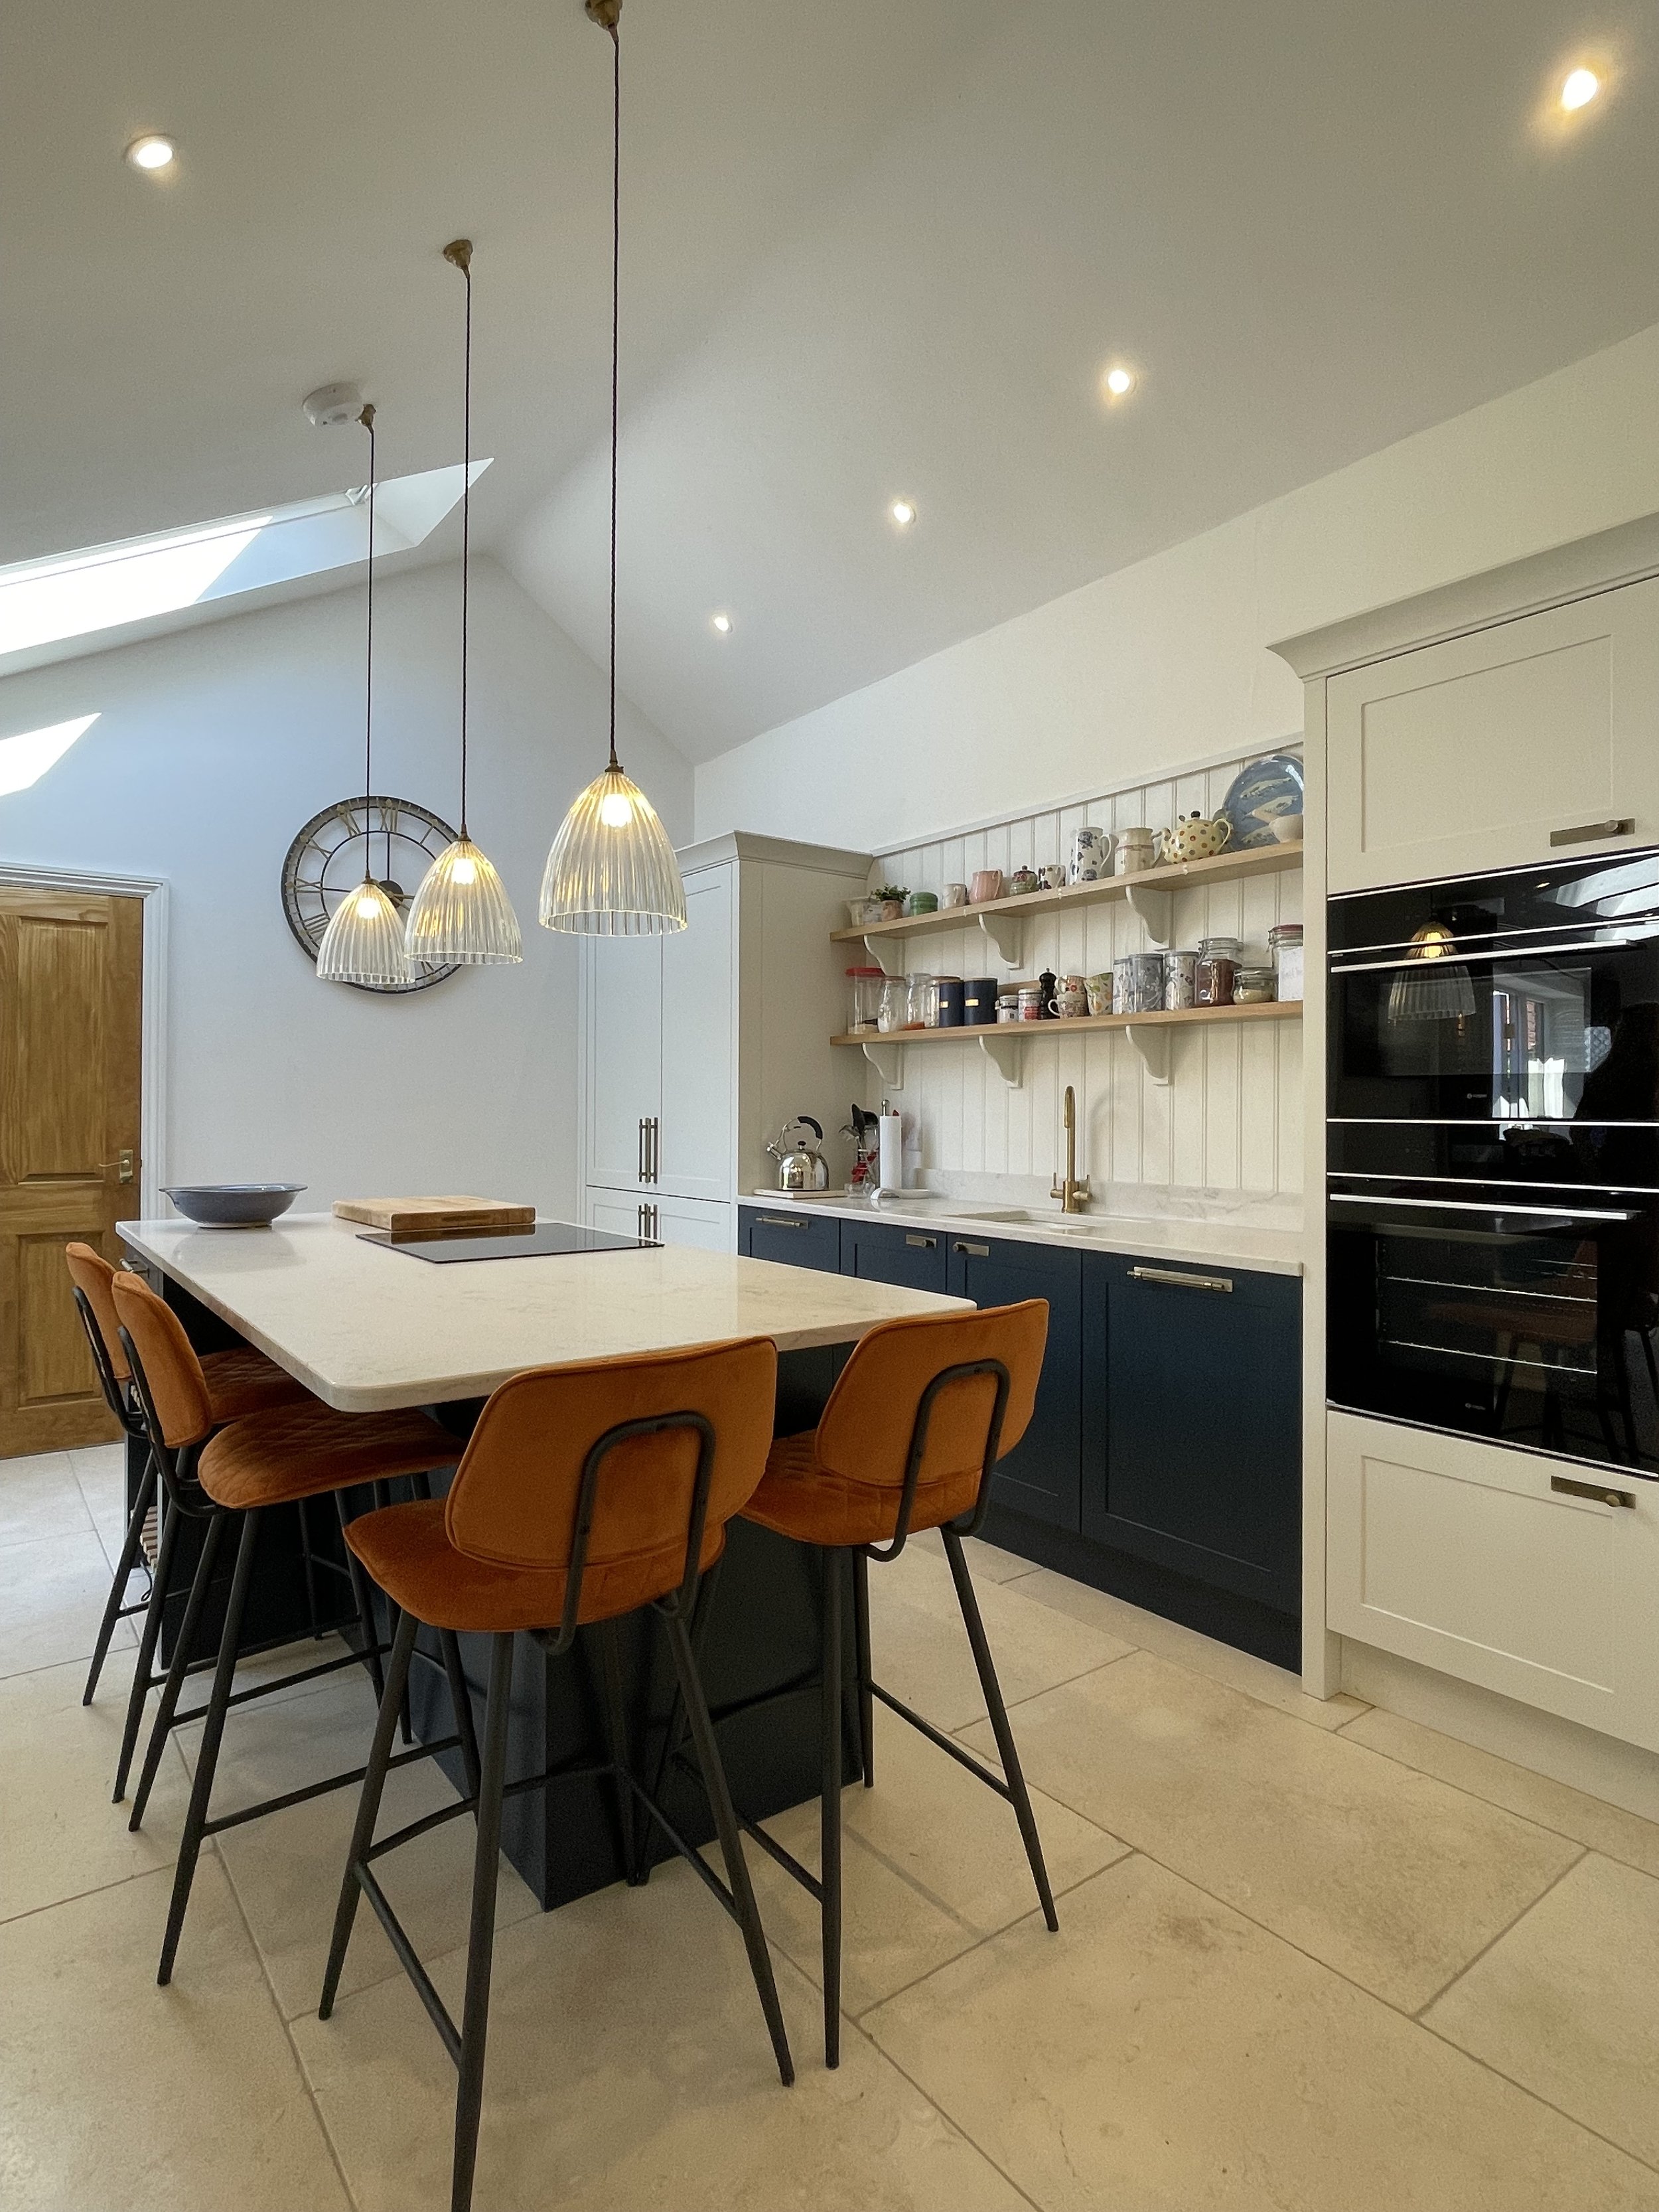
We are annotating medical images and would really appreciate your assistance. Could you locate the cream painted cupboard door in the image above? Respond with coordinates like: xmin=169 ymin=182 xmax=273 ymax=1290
xmin=656 ymin=867 xmax=734 ymax=1202
xmin=582 ymin=936 xmax=662 ymax=1194
xmin=651 ymin=1195 xmax=735 ymax=1252
xmin=1326 ymin=577 xmax=1659 ymax=893
xmin=0 ymin=886 xmax=141 ymax=1456
xmin=1327 ymin=1410 xmax=1659 ymax=1752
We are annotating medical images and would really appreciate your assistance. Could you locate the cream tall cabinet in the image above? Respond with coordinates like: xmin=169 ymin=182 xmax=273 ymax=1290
xmin=579 ymin=832 xmax=872 ymax=1251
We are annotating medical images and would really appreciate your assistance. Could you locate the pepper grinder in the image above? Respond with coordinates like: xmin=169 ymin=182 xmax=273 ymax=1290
xmin=1037 ymin=968 xmax=1058 ymax=1019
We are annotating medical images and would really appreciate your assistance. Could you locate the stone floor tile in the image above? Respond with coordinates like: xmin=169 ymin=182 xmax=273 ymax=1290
xmin=0 ymin=1526 xmax=133 ymax=1681
xmin=70 ymin=1441 xmax=132 ymax=1543
xmin=865 ymin=1853 xmax=1659 ymax=2212
xmin=910 ymin=1526 xmax=1039 ymax=1583
xmin=0 ymin=1451 xmax=96 ymax=1546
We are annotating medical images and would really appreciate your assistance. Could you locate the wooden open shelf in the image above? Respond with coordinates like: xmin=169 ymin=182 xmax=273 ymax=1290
xmin=833 ymin=996 xmax=1301 ymax=1090
xmin=831 ymin=842 xmax=1302 ymax=971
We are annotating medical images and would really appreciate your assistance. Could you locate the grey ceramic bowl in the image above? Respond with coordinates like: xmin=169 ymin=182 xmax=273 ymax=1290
xmin=163 ymin=1183 xmax=306 ymax=1227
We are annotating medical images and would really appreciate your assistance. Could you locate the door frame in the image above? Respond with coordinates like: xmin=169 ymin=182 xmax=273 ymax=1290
xmin=0 ymin=863 xmax=169 ymax=1217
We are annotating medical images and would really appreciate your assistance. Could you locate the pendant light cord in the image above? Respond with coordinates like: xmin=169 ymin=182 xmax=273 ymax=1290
xmin=459 ymin=254 xmax=473 ymax=836
xmin=359 ymin=402 xmax=378 ymax=885
xmin=607 ymin=11 xmax=620 ymax=775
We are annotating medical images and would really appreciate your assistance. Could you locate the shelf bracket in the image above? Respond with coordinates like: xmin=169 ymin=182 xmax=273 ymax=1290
xmin=860 ymin=1039 xmax=905 ymax=1089
xmin=977 ymin=1031 xmax=1024 ymax=1088
xmin=1125 ymin=881 xmax=1173 ymax=946
xmin=975 ymin=910 xmax=1024 ymax=968
xmin=862 ymin=932 xmax=908 ymax=980
xmin=1125 ymin=1022 xmax=1171 ymax=1084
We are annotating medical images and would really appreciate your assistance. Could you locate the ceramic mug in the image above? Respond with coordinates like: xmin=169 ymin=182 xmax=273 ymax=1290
xmin=1117 ymin=828 xmax=1157 ymax=875
xmin=1085 ymin=971 xmax=1113 ymax=1017
xmin=1039 ymin=864 xmax=1067 ymax=891
xmin=970 ymin=869 xmax=1004 ymax=904
xmin=1070 ymin=826 xmax=1115 ymax=882
xmin=1050 ymin=975 xmax=1088 ymax=1018
xmin=941 ymin=881 xmax=970 ymax=907
xmin=1007 ymin=866 xmax=1039 ymax=897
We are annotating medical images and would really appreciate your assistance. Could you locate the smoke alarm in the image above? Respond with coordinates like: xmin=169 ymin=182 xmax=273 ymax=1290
xmin=303 ymin=382 xmax=365 ymax=429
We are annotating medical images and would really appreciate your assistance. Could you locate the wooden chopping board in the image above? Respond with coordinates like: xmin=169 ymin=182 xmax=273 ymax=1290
xmin=332 ymin=1195 xmax=536 ymax=1234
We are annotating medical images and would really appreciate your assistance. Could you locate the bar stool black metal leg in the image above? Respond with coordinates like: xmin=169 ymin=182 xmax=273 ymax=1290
xmin=334 ymin=1491 xmax=388 ymax=1709
xmin=438 ymin=1629 xmax=481 ymax=1803
xmin=819 ymin=1548 xmax=844 ymax=2065
xmin=84 ymin=1451 xmax=157 ymax=1705
xmin=372 ymin=1479 xmax=415 ymax=1745
xmin=942 ymin=1526 xmax=1057 ymax=1932
xmin=129 ymin=1509 xmax=228 ymax=1826
xmin=157 ymin=1508 xmax=261 ymax=1986
xmin=852 ymin=1548 xmax=874 ymax=1789
xmin=319 ymin=1609 xmax=420 ymax=2019
xmin=662 ymin=1606 xmax=795 ymax=2090
xmin=451 ymin=1633 xmax=515 ymax=2212
xmin=595 ymin=1618 xmax=644 ymax=1885
xmin=113 ymin=1495 xmax=180 ymax=1802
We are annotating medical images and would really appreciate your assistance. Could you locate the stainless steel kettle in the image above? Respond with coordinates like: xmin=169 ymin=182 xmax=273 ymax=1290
xmin=767 ymin=1115 xmax=830 ymax=1191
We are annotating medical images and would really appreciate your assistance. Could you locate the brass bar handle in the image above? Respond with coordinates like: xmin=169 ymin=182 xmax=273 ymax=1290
xmin=758 ymin=1215 xmax=808 ymax=1230
xmin=1550 ymin=818 xmax=1634 ymax=847
xmin=1127 ymin=1264 xmax=1234 ymax=1293
xmin=904 ymin=1232 xmax=937 ymax=1249
xmin=1550 ymin=1473 xmax=1636 ymax=1508
xmin=953 ymin=1240 xmax=991 ymax=1257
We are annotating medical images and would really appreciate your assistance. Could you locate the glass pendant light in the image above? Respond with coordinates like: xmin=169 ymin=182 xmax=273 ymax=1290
xmin=404 ymin=240 xmax=524 ymax=966
xmin=316 ymin=406 xmax=413 ymax=989
xmin=540 ymin=0 xmax=685 ymax=937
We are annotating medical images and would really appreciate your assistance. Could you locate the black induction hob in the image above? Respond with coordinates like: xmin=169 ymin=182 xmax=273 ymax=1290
xmin=358 ymin=1220 xmax=658 ymax=1264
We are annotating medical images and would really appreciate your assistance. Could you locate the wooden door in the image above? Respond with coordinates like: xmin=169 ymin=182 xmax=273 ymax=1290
xmin=0 ymin=885 xmax=143 ymax=1455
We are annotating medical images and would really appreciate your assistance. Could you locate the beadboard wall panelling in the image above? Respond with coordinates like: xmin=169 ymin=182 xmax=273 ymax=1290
xmin=867 ymin=749 xmax=1302 ymax=1195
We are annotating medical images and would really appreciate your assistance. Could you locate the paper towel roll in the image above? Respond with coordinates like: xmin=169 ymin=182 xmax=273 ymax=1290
xmin=878 ymin=1111 xmax=904 ymax=1195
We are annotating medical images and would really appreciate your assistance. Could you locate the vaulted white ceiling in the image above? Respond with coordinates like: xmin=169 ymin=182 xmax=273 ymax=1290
xmin=5 ymin=1 xmax=1658 ymax=763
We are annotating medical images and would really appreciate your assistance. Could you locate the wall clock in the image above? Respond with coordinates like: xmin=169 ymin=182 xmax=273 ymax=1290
xmin=281 ymin=795 xmax=461 ymax=994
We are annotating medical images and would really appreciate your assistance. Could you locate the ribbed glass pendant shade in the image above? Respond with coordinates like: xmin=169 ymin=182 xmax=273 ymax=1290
xmin=405 ymin=836 xmax=523 ymax=965
xmin=539 ymin=765 xmax=687 ymax=936
xmin=315 ymin=880 xmax=413 ymax=988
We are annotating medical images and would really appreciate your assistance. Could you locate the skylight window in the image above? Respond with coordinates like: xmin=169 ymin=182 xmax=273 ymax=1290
xmin=0 ymin=460 xmax=489 ymax=671
xmin=0 ymin=714 xmax=99 ymax=797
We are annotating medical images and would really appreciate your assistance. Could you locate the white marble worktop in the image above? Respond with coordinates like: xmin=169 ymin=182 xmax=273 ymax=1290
xmin=119 ymin=1213 xmax=970 ymax=1413
xmin=744 ymin=1190 xmax=1306 ymax=1277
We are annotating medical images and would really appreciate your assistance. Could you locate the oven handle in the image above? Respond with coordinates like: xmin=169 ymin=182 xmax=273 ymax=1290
xmin=1329 ymin=1191 xmax=1638 ymax=1223
xmin=1331 ymin=934 xmax=1654 ymax=975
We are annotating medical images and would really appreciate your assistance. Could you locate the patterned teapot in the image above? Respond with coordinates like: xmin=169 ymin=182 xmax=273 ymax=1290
xmin=1161 ymin=812 xmax=1232 ymax=865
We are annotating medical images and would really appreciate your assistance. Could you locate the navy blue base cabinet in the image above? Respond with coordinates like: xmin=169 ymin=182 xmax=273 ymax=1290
xmin=737 ymin=1205 xmax=1301 ymax=1669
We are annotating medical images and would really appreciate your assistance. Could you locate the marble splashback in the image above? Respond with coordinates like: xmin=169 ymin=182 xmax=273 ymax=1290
xmin=865 ymin=746 xmax=1304 ymax=1203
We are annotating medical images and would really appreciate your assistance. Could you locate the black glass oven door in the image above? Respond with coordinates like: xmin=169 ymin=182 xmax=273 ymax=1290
xmin=1327 ymin=1181 xmax=1659 ymax=1477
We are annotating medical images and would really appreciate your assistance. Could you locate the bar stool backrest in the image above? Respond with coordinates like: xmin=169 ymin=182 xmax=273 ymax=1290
xmin=445 ymin=1336 xmax=778 ymax=1633
xmin=815 ymin=1301 xmax=1049 ymax=1541
xmin=110 ymin=1271 xmax=215 ymax=1449
xmin=65 ymin=1242 xmax=131 ymax=1385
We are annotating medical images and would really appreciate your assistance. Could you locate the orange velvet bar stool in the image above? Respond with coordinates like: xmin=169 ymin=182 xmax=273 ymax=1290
xmin=110 ymin=1269 xmax=476 ymax=1986
xmin=64 ymin=1242 xmax=309 ymax=1759
xmin=737 ymin=1300 xmax=1058 ymax=2066
xmin=319 ymin=1337 xmax=794 ymax=2212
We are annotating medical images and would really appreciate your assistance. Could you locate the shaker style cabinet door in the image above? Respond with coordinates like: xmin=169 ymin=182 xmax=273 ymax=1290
xmin=838 ymin=1217 xmax=950 ymax=1294
xmin=739 ymin=1205 xmax=842 ymax=1274
xmin=583 ymin=936 xmax=663 ymax=1193
xmin=650 ymin=1195 xmax=735 ymax=1252
xmin=656 ymin=867 xmax=735 ymax=1201
xmin=1326 ymin=575 xmax=1659 ymax=893
xmin=946 ymin=1236 xmax=1082 ymax=1531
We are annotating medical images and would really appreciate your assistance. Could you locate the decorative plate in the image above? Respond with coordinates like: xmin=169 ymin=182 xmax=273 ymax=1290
xmin=1218 ymin=753 xmax=1305 ymax=849
xmin=281 ymin=794 xmax=461 ymax=994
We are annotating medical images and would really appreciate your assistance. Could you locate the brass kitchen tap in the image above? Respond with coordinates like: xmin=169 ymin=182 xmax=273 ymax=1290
xmin=1050 ymin=1084 xmax=1092 ymax=1213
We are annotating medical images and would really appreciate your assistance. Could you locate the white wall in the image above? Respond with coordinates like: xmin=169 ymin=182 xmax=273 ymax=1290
xmin=0 ymin=556 xmax=691 ymax=1212
xmin=696 ymin=318 xmax=1659 ymax=852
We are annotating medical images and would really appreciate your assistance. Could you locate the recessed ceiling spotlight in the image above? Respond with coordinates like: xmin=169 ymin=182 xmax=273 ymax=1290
xmin=889 ymin=498 xmax=916 ymax=528
xmin=125 ymin=133 xmax=177 ymax=173
xmin=1102 ymin=364 xmax=1137 ymax=400
xmin=710 ymin=611 xmax=732 ymax=634
xmin=1560 ymin=66 xmax=1601 ymax=110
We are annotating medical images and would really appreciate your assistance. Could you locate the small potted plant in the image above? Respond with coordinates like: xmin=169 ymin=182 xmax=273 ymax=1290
xmin=872 ymin=884 xmax=908 ymax=921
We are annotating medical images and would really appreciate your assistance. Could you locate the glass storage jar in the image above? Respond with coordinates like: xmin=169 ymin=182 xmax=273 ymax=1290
xmin=906 ymin=972 xmax=940 ymax=1028
xmin=1194 ymin=935 xmax=1243 ymax=1006
xmin=846 ymin=966 xmax=885 ymax=1033
xmin=1269 ymin=922 xmax=1304 ymax=1003
xmin=1232 ymin=966 xmax=1276 ymax=1004
xmin=877 ymin=974 xmax=908 ymax=1033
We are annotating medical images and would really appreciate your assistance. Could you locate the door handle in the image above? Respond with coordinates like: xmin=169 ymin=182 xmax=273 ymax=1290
xmin=642 ymin=1117 xmax=659 ymax=1185
xmin=1127 ymin=1264 xmax=1234 ymax=1293
xmin=1550 ymin=1473 xmax=1636 ymax=1508
xmin=1550 ymin=818 xmax=1634 ymax=847
xmin=758 ymin=1215 xmax=807 ymax=1230
xmin=637 ymin=1119 xmax=647 ymax=1182
xmin=101 ymin=1151 xmax=136 ymax=1184
xmin=953 ymin=1240 xmax=991 ymax=1257
xmin=904 ymin=1232 xmax=937 ymax=1249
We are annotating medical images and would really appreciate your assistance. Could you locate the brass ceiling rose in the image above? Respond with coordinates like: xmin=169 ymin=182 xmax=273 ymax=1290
xmin=585 ymin=0 xmax=620 ymax=29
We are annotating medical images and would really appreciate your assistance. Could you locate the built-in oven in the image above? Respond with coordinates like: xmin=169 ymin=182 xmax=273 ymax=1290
xmin=1327 ymin=848 xmax=1659 ymax=1477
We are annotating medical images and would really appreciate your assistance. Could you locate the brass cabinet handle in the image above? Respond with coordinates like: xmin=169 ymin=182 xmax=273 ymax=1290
xmin=953 ymin=1240 xmax=991 ymax=1257
xmin=904 ymin=1232 xmax=937 ymax=1248
xmin=1551 ymin=1473 xmax=1636 ymax=1508
xmin=1550 ymin=818 xmax=1634 ymax=847
xmin=1127 ymin=1264 xmax=1234 ymax=1293
xmin=758 ymin=1215 xmax=807 ymax=1230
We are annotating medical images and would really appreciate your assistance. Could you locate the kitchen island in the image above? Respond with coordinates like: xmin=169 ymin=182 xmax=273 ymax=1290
xmin=117 ymin=1213 xmax=970 ymax=1905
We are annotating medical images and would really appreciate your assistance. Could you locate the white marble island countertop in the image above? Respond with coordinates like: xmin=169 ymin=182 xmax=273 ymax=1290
xmin=745 ymin=1191 xmax=1306 ymax=1277
xmin=119 ymin=1213 xmax=970 ymax=1412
